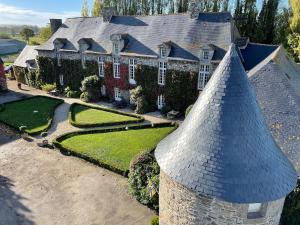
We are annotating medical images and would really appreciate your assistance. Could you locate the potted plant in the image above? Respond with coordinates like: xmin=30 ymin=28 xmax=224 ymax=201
xmin=41 ymin=132 xmax=48 ymax=147
xmin=19 ymin=126 xmax=28 ymax=139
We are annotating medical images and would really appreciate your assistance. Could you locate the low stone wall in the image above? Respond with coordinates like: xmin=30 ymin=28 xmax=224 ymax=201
xmin=159 ymin=171 xmax=285 ymax=225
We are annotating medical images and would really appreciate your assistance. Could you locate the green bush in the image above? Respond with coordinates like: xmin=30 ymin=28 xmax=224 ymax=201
xmin=185 ymin=104 xmax=193 ymax=117
xmin=150 ymin=216 xmax=159 ymax=225
xmin=64 ymin=86 xmax=81 ymax=98
xmin=80 ymin=92 xmax=89 ymax=102
xmin=41 ymin=83 xmax=56 ymax=92
xmin=130 ymin=86 xmax=150 ymax=114
xmin=280 ymin=179 xmax=300 ymax=225
xmin=80 ymin=75 xmax=102 ymax=101
xmin=128 ymin=153 xmax=160 ymax=210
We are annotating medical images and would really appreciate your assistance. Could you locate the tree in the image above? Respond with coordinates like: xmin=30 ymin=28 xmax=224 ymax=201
xmin=38 ymin=25 xmax=52 ymax=43
xmin=92 ymin=0 xmax=103 ymax=16
xmin=20 ymin=27 xmax=34 ymax=43
xmin=222 ymin=0 xmax=229 ymax=12
xmin=274 ymin=8 xmax=290 ymax=46
xmin=289 ymin=0 xmax=300 ymax=33
xmin=81 ymin=0 xmax=89 ymax=17
xmin=287 ymin=0 xmax=300 ymax=62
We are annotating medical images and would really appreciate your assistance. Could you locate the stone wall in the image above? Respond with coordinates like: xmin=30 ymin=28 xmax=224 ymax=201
xmin=159 ymin=171 xmax=285 ymax=225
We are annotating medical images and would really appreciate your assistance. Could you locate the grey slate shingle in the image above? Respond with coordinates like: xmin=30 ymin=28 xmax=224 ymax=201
xmin=155 ymin=44 xmax=298 ymax=204
xmin=14 ymin=45 xmax=38 ymax=68
xmin=36 ymin=12 xmax=233 ymax=61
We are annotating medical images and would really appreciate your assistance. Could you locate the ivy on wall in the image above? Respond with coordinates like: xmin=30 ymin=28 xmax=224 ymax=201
xmin=13 ymin=66 xmax=39 ymax=88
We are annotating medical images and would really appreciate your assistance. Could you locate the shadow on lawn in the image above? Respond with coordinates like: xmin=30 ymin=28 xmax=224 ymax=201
xmin=0 ymin=176 xmax=35 ymax=225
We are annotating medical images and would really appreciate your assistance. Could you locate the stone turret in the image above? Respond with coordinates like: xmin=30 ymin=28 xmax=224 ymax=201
xmin=155 ymin=44 xmax=297 ymax=225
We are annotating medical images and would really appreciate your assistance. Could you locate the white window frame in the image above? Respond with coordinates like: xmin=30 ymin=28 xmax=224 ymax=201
xmin=81 ymin=54 xmax=86 ymax=69
xmin=247 ymin=203 xmax=264 ymax=219
xmin=113 ymin=43 xmax=119 ymax=55
xmin=59 ymin=74 xmax=64 ymax=86
xmin=157 ymin=94 xmax=165 ymax=110
xmin=57 ymin=52 xmax=61 ymax=67
xmin=113 ymin=57 xmax=120 ymax=78
xmin=114 ymin=87 xmax=121 ymax=101
xmin=198 ymin=64 xmax=210 ymax=90
xmin=203 ymin=50 xmax=209 ymax=60
xmin=129 ymin=58 xmax=136 ymax=84
xmin=160 ymin=47 xmax=167 ymax=58
xmin=158 ymin=61 xmax=167 ymax=85
xmin=98 ymin=57 xmax=105 ymax=77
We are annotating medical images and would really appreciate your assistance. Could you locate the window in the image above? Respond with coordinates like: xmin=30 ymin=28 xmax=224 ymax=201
xmin=129 ymin=58 xmax=136 ymax=84
xmin=59 ymin=74 xmax=64 ymax=86
xmin=198 ymin=64 xmax=210 ymax=90
xmin=113 ymin=57 xmax=120 ymax=78
xmin=203 ymin=50 xmax=209 ymax=60
xmin=98 ymin=57 xmax=105 ymax=77
xmin=247 ymin=203 xmax=264 ymax=219
xmin=158 ymin=61 xmax=167 ymax=85
xmin=160 ymin=47 xmax=167 ymax=58
xmin=113 ymin=43 xmax=119 ymax=55
xmin=101 ymin=85 xmax=106 ymax=96
xmin=114 ymin=87 xmax=121 ymax=101
xmin=81 ymin=54 xmax=86 ymax=69
xmin=57 ymin=52 xmax=61 ymax=67
xmin=157 ymin=95 xmax=165 ymax=110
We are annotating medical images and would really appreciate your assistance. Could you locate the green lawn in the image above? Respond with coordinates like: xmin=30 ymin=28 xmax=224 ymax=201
xmin=70 ymin=103 xmax=143 ymax=128
xmin=0 ymin=96 xmax=63 ymax=134
xmin=59 ymin=126 xmax=174 ymax=173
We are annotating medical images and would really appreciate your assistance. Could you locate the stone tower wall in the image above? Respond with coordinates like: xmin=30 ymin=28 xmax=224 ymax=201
xmin=159 ymin=171 xmax=285 ymax=225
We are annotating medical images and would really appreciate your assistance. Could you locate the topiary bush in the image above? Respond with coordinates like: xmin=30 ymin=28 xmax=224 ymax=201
xmin=128 ymin=153 xmax=160 ymax=210
xmin=64 ymin=86 xmax=81 ymax=98
xmin=80 ymin=92 xmax=89 ymax=102
xmin=41 ymin=83 xmax=56 ymax=93
xmin=80 ymin=75 xmax=102 ymax=102
xmin=150 ymin=216 xmax=159 ymax=225
xmin=130 ymin=86 xmax=150 ymax=114
xmin=280 ymin=179 xmax=300 ymax=225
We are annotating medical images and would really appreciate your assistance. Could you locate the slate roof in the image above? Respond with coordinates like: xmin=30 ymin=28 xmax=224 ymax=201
xmin=240 ymin=42 xmax=278 ymax=71
xmin=14 ymin=45 xmax=38 ymax=68
xmin=36 ymin=12 xmax=233 ymax=61
xmin=249 ymin=46 xmax=300 ymax=174
xmin=155 ymin=44 xmax=297 ymax=203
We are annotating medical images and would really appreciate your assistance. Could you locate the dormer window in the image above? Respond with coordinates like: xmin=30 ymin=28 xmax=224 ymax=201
xmin=160 ymin=47 xmax=167 ymax=58
xmin=98 ymin=57 xmax=104 ymax=77
xmin=113 ymin=43 xmax=119 ymax=55
xmin=203 ymin=50 xmax=209 ymax=60
xmin=247 ymin=203 xmax=265 ymax=219
xmin=81 ymin=54 xmax=86 ymax=69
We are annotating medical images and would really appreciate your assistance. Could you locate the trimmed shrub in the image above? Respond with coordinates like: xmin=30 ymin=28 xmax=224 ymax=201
xmin=280 ymin=179 xmax=300 ymax=225
xmin=185 ymin=104 xmax=193 ymax=117
xmin=130 ymin=86 xmax=150 ymax=114
xmin=128 ymin=153 xmax=160 ymax=210
xmin=80 ymin=75 xmax=102 ymax=102
xmin=41 ymin=83 xmax=56 ymax=93
xmin=80 ymin=92 xmax=89 ymax=102
xmin=64 ymin=86 xmax=81 ymax=98
xmin=150 ymin=216 xmax=159 ymax=225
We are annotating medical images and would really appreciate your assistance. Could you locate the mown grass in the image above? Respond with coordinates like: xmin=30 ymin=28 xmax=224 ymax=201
xmin=59 ymin=127 xmax=174 ymax=173
xmin=0 ymin=96 xmax=63 ymax=134
xmin=71 ymin=104 xmax=142 ymax=127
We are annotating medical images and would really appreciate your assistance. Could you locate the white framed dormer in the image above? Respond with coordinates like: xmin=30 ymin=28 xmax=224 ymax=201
xmin=113 ymin=42 xmax=120 ymax=55
xmin=129 ymin=58 xmax=136 ymax=85
xmin=59 ymin=74 xmax=64 ymax=86
xmin=113 ymin=57 xmax=120 ymax=78
xmin=157 ymin=94 xmax=165 ymax=110
xmin=203 ymin=50 xmax=209 ymax=60
xmin=198 ymin=64 xmax=210 ymax=90
xmin=158 ymin=61 xmax=167 ymax=85
xmin=98 ymin=57 xmax=105 ymax=77
xmin=81 ymin=53 xmax=86 ymax=69
xmin=57 ymin=52 xmax=61 ymax=67
xmin=114 ymin=87 xmax=121 ymax=101
xmin=160 ymin=46 xmax=167 ymax=58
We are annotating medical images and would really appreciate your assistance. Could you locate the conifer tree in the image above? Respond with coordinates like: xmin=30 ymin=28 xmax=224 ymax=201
xmin=81 ymin=0 xmax=89 ymax=17
xmin=92 ymin=0 xmax=103 ymax=17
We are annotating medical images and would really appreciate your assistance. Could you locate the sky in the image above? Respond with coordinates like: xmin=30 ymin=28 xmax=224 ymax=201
xmin=0 ymin=0 xmax=290 ymax=27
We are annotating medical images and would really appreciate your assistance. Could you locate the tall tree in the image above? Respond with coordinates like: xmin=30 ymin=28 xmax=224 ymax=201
xmin=289 ymin=0 xmax=300 ymax=33
xmin=288 ymin=0 xmax=300 ymax=62
xmin=92 ymin=0 xmax=103 ymax=16
xmin=20 ymin=27 xmax=34 ymax=43
xmin=222 ymin=0 xmax=229 ymax=12
xmin=274 ymin=8 xmax=290 ymax=46
xmin=81 ymin=0 xmax=89 ymax=17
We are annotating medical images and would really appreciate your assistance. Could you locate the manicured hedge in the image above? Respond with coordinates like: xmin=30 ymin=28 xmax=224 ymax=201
xmin=53 ymin=122 xmax=177 ymax=176
xmin=0 ymin=95 xmax=64 ymax=135
xmin=13 ymin=66 xmax=40 ymax=88
xmin=69 ymin=103 xmax=144 ymax=128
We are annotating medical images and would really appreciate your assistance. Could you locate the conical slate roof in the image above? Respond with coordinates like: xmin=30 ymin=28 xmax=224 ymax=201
xmin=155 ymin=44 xmax=297 ymax=203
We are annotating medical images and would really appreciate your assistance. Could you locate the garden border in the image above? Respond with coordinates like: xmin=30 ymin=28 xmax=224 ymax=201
xmin=53 ymin=122 xmax=177 ymax=176
xmin=0 ymin=95 xmax=64 ymax=135
xmin=69 ymin=102 xmax=145 ymax=128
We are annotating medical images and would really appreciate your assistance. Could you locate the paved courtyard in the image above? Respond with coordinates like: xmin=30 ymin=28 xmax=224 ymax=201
xmin=0 ymin=81 xmax=170 ymax=225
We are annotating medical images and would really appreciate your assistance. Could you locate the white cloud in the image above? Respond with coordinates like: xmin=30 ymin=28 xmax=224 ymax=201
xmin=0 ymin=3 xmax=79 ymax=26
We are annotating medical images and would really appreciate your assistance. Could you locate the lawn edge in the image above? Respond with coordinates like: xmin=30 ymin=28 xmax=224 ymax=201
xmin=69 ymin=102 xmax=145 ymax=128
xmin=0 ymin=95 xmax=64 ymax=135
xmin=53 ymin=122 xmax=177 ymax=177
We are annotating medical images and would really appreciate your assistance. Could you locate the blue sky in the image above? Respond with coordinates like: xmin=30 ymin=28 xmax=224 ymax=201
xmin=0 ymin=0 xmax=289 ymax=27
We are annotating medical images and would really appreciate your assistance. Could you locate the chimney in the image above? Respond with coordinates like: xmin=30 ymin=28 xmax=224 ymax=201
xmin=102 ymin=7 xmax=116 ymax=23
xmin=50 ymin=19 xmax=62 ymax=35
